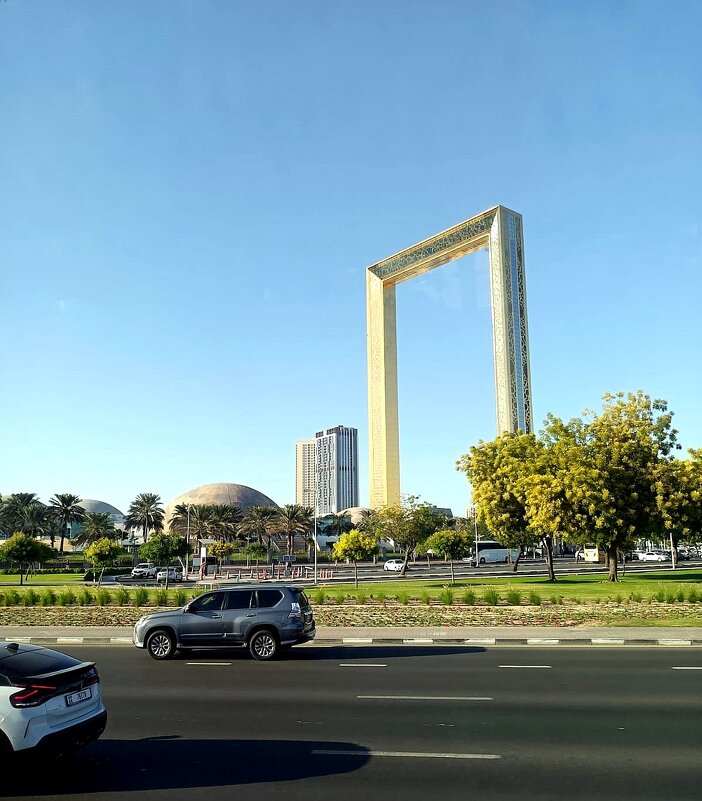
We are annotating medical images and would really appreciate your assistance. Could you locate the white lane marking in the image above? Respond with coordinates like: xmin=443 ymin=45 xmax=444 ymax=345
xmin=339 ymin=663 xmax=387 ymax=668
xmin=186 ymin=662 xmax=232 ymax=666
xmin=312 ymin=749 xmax=500 ymax=760
xmin=671 ymin=666 xmax=702 ymax=670
xmin=358 ymin=695 xmax=493 ymax=701
xmin=498 ymin=665 xmax=552 ymax=669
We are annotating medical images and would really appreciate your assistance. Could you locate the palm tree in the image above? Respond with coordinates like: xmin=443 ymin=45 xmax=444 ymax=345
xmin=208 ymin=504 xmax=243 ymax=543
xmin=19 ymin=503 xmax=51 ymax=538
xmin=124 ymin=493 xmax=164 ymax=543
xmin=240 ymin=506 xmax=278 ymax=549
xmin=275 ymin=504 xmax=314 ymax=556
xmin=0 ymin=493 xmax=40 ymax=534
xmin=47 ymin=493 xmax=86 ymax=554
xmin=72 ymin=512 xmax=118 ymax=547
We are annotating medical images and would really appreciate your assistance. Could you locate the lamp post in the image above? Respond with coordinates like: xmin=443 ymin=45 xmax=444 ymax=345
xmin=313 ymin=461 xmax=318 ymax=585
xmin=470 ymin=504 xmax=479 ymax=568
xmin=185 ymin=504 xmax=191 ymax=578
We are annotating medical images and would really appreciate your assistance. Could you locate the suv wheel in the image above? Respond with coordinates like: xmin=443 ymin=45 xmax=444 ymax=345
xmin=146 ymin=629 xmax=176 ymax=660
xmin=249 ymin=629 xmax=278 ymax=661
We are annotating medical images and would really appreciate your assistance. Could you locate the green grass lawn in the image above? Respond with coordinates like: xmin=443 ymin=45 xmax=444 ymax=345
xmin=324 ymin=569 xmax=702 ymax=602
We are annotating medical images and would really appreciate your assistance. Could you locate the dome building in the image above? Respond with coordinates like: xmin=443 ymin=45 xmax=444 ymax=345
xmin=165 ymin=482 xmax=279 ymax=527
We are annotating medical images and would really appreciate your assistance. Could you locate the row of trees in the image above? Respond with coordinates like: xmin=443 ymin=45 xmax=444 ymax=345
xmin=457 ymin=391 xmax=702 ymax=582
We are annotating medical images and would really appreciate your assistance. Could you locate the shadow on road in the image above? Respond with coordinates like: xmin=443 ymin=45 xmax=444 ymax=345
xmin=174 ymin=645 xmax=486 ymax=662
xmin=6 ymin=737 xmax=370 ymax=796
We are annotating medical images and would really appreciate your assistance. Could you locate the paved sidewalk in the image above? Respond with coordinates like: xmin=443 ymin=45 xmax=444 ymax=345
xmin=2 ymin=625 xmax=702 ymax=647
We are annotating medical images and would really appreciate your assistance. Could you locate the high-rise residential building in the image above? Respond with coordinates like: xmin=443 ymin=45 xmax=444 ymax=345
xmin=295 ymin=425 xmax=359 ymax=515
xmin=295 ymin=438 xmax=316 ymax=510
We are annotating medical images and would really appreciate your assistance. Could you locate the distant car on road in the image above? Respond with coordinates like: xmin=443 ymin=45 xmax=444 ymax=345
xmin=156 ymin=567 xmax=183 ymax=583
xmin=0 ymin=642 xmax=106 ymax=758
xmin=131 ymin=562 xmax=157 ymax=579
xmin=133 ymin=584 xmax=315 ymax=661
xmin=383 ymin=559 xmax=406 ymax=572
xmin=639 ymin=551 xmax=667 ymax=562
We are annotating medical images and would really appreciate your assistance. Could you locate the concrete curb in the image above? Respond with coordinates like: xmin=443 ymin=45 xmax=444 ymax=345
xmin=4 ymin=635 xmax=702 ymax=647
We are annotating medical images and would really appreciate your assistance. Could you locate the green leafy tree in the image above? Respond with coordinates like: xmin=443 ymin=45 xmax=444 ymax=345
xmin=423 ymin=528 xmax=473 ymax=585
xmin=18 ymin=502 xmax=51 ymax=539
xmin=209 ymin=540 xmax=236 ymax=571
xmin=332 ymin=529 xmax=380 ymax=588
xmin=140 ymin=532 xmax=189 ymax=588
xmin=244 ymin=542 xmax=268 ymax=566
xmin=371 ymin=497 xmax=444 ymax=575
xmin=655 ymin=450 xmax=702 ymax=562
xmin=47 ymin=493 xmax=86 ymax=555
xmin=0 ymin=533 xmax=55 ymax=584
xmin=84 ymin=538 xmax=123 ymax=585
xmin=124 ymin=492 xmax=164 ymax=543
xmin=457 ymin=433 xmax=539 ymax=574
xmin=72 ymin=512 xmax=118 ymax=547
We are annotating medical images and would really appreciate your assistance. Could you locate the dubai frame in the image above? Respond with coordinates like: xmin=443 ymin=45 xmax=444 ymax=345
xmin=366 ymin=205 xmax=533 ymax=509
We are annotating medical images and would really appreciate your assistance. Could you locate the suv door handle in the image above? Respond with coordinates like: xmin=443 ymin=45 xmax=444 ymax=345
xmin=211 ymin=613 xmax=223 ymax=619
xmin=246 ymin=613 xmax=256 ymax=617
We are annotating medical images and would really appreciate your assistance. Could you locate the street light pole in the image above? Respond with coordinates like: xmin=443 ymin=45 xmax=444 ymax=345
xmin=313 ymin=461 xmax=318 ymax=585
xmin=471 ymin=504 xmax=479 ymax=568
xmin=185 ymin=504 xmax=191 ymax=579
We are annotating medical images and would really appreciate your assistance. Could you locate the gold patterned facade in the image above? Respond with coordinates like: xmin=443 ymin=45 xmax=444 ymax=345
xmin=366 ymin=205 xmax=532 ymax=509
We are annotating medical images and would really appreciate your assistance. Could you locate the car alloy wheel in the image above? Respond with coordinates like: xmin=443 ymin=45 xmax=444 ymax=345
xmin=249 ymin=630 xmax=278 ymax=661
xmin=146 ymin=629 xmax=176 ymax=660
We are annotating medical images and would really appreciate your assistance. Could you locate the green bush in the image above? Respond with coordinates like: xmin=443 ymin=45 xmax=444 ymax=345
xmin=354 ymin=591 xmax=367 ymax=605
xmin=5 ymin=590 xmax=22 ymax=606
xmin=134 ymin=588 xmax=149 ymax=607
xmin=154 ymin=588 xmax=169 ymax=606
xmin=397 ymin=591 xmax=410 ymax=606
xmin=462 ymin=589 xmax=476 ymax=606
xmin=483 ymin=589 xmax=499 ymax=606
xmin=676 ymin=589 xmax=685 ymax=603
xmin=439 ymin=588 xmax=454 ymax=606
xmin=40 ymin=589 xmax=57 ymax=607
xmin=506 ymin=590 xmax=522 ymax=606
xmin=58 ymin=589 xmax=77 ymax=606
xmin=614 ymin=593 xmax=623 ymax=604
xmin=527 ymin=591 xmax=541 ymax=606
xmin=114 ymin=588 xmax=130 ymax=606
xmin=78 ymin=589 xmax=94 ymax=607
xmin=687 ymin=588 xmax=699 ymax=604
xmin=420 ymin=590 xmax=431 ymax=605
xmin=96 ymin=589 xmax=112 ymax=607
xmin=23 ymin=589 xmax=40 ymax=607
xmin=334 ymin=591 xmax=347 ymax=605
xmin=654 ymin=589 xmax=666 ymax=603
xmin=173 ymin=589 xmax=188 ymax=606
xmin=629 ymin=591 xmax=642 ymax=603
xmin=312 ymin=589 xmax=327 ymax=605
xmin=375 ymin=591 xmax=386 ymax=606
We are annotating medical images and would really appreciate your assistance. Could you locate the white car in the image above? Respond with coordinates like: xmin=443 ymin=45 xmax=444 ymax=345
xmin=131 ymin=562 xmax=157 ymax=578
xmin=639 ymin=551 xmax=667 ymax=562
xmin=383 ymin=559 xmax=406 ymax=572
xmin=156 ymin=567 xmax=183 ymax=582
xmin=0 ymin=642 xmax=106 ymax=757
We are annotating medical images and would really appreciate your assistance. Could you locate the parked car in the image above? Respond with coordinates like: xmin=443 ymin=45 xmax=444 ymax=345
xmin=156 ymin=567 xmax=182 ymax=583
xmin=0 ymin=642 xmax=106 ymax=758
xmin=133 ymin=584 xmax=316 ymax=661
xmin=639 ymin=551 xmax=667 ymax=562
xmin=383 ymin=559 xmax=406 ymax=572
xmin=131 ymin=562 xmax=157 ymax=579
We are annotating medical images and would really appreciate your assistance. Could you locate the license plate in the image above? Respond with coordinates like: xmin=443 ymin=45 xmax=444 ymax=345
xmin=65 ymin=687 xmax=92 ymax=707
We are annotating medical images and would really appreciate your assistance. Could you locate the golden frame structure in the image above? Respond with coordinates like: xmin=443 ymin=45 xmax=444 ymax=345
xmin=366 ymin=205 xmax=533 ymax=508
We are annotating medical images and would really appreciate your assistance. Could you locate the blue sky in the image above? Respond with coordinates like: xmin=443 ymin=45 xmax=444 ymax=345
xmin=1 ymin=1 xmax=700 ymax=517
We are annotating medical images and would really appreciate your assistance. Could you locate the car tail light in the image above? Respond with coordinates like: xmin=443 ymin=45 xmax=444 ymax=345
xmin=10 ymin=683 xmax=58 ymax=708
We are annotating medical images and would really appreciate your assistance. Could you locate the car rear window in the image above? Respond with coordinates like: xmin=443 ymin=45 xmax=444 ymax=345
xmin=0 ymin=646 xmax=81 ymax=679
xmin=291 ymin=589 xmax=310 ymax=608
xmin=256 ymin=590 xmax=283 ymax=608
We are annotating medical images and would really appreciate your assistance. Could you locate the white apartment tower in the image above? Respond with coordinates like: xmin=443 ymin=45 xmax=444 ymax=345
xmin=295 ymin=425 xmax=359 ymax=515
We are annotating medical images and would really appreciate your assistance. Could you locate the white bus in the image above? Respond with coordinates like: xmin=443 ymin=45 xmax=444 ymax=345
xmin=472 ymin=541 xmax=521 ymax=566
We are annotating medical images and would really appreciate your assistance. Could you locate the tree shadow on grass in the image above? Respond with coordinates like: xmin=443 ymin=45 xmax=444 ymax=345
xmin=6 ymin=737 xmax=370 ymax=797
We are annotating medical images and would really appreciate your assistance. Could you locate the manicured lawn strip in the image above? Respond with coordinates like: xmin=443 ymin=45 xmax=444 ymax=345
xmin=0 ymin=573 xmax=86 ymax=585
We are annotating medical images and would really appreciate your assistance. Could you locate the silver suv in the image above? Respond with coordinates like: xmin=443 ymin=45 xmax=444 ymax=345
xmin=133 ymin=585 xmax=315 ymax=661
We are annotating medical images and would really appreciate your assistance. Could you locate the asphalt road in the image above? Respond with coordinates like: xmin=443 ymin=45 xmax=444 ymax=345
xmin=6 ymin=645 xmax=702 ymax=801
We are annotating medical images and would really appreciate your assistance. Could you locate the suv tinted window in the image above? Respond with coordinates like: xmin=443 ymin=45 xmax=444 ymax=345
xmin=292 ymin=589 xmax=310 ymax=608
xmin=189 ymin=593 xmax=224 ymax=612
xmin=225 ymin=590 xmax=254 ymax=610
xmin=256 ymin=590 xmax=283 ymax=608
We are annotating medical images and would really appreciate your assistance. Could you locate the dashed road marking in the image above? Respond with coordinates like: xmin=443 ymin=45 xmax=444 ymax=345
xmin=498 ymin=665 xmax=552 ymax=669
xmin=312 ymin=749 xmax=501 ymax=760
xmin=339 ymin=663 xmax=387 ymax=667
xmin=358 ymin=695 xmax=493 ymax=701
